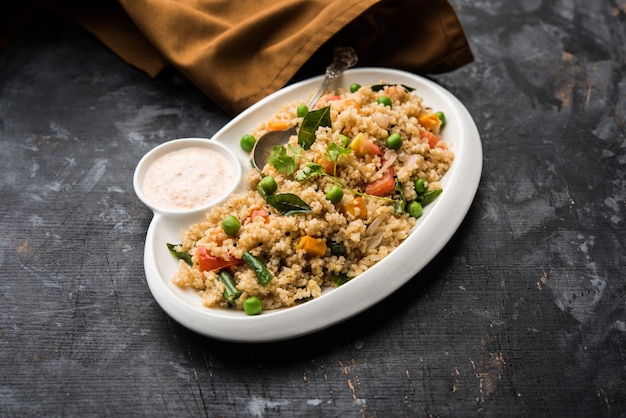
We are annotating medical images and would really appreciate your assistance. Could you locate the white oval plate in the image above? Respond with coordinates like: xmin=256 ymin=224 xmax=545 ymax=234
xmin=140 ymin=68 xmax=482 ymax=342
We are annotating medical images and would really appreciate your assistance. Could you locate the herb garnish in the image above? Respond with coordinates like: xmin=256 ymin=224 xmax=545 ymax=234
xmin=166 ymin=243 xmax=192 ymax=265
xmin=371 ymin=84 xmax=415 ymax=92
xmin=325 ymin=143 xmax=351 ymax=176
xmin=298 ymin=105 xmax=332 ymax=150
xmin=268 ymin=142 xmax=398 ymax=206
xmin=268 ymin=145 xmax=298 ymax=176
xmin=266 ymin=193 xmax=313 ymax=215
xmin=332 ymin=274 xmax=350 ymax=287
xmin=392 ymin=179 xmax=407 ymax=215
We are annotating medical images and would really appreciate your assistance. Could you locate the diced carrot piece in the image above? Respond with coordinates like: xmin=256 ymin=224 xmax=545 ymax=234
xmin=296 ymin=236 xmax=327 ymax=257
xmin=268 ymin=121 xmax=289 ymax=131
xmin=339 ymin=197 xmax=368 ymax=220
xmin=344 ymin=99 xmax=361 ymax=112
xmin=325 ymin=95 xmax=341 ymax=101
xmin=317 ymin=157 xmax=336 ymax=175
xmin=418 ymin=113 xmax=441 ymax=131
xmin=248 ymin=207 xmax=270 ymax=223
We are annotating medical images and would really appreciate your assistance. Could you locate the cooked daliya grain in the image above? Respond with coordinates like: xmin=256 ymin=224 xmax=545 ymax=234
xmin=172 ymin=82 xmax=454 ymax=312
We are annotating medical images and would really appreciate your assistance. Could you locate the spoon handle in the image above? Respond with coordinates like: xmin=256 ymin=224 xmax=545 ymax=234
xmin=306 ymin=46 xmax=358 ymax=108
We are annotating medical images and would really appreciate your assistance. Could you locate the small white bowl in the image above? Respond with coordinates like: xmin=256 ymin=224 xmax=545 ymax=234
xmin=133 ymin=138 xmax=243 ymax=217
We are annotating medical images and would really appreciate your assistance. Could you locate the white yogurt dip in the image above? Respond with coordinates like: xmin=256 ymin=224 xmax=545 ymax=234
xmin=142 ymin=146 xmax=236 ymax=211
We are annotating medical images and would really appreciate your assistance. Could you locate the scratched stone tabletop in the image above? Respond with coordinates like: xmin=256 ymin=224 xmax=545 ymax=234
xmin=1 ymin=1 xmax=625 ymax=417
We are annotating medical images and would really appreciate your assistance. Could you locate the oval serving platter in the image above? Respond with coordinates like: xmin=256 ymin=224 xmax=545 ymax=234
xmin=140 ymin=68 xmax=482 ymax=342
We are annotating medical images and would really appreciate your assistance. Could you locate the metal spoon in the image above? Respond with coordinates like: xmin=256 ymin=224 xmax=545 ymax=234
xmin=252 ymin=46 xmax=358 ymax=170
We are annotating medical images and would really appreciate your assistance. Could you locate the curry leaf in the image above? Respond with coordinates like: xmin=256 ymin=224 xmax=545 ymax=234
xmin=371 ymin=84 xmax=415 ymax=92
xmin=332 ymin=274 xmax=350 ymax=287
xmin=166 ymin=243 xmax=192 ymax=266
xmin=298 ymin=105 xmax=332 ymax=150
xmin=327 ymin=240 xmax=346 ymax=255
xmin=266 ymin=193 xmax=312 ymax=215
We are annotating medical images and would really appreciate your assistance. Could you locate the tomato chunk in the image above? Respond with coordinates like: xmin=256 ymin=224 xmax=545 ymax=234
xmin=365 ymin=167 xmax=395 ymax=196
xmin=197 ymin=246 xmax=242 ymax=272
xmin=420 ymin=129 xmax=439 ymax=148
xmin=350 ymin=133 xmax=382 ymax=157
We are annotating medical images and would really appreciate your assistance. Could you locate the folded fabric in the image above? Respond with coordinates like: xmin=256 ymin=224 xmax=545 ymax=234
xmin=3 ymin=0 xmax=473 ymax=115
xmin=1 ymin=1 xmax=167 ymax=77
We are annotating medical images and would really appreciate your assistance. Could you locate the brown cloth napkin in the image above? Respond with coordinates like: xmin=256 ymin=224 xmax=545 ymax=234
xmin=2 ymin=0 xmax=473 ymax=115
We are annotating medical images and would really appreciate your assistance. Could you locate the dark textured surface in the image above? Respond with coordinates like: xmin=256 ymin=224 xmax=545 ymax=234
xmin=1 ymin=1 xmax=625 ymax=417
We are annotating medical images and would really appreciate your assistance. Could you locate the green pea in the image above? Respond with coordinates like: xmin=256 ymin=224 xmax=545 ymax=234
xmin=240 ymin=134 xmax=256 ymax=152
xmin=349 ymin=83 xmax=361 ymax=93
xmin=407 ymin=200 xmax=423 ymax=218
xmin=377 ymin=95 xmax=392 ymax=107
xmin=325 ymin=185 xmax=344 ymax=204
xmin=340 ymin=134 xmax=351 ymax=147
xmin=435 ymin=111 xmax=446 ymax=127
xmin=221 ymin=215 xmax=241 ymax=235
xmin=243 ymin=296 xmax=263 ymax=315
xmin=257 ymin=175 xmax=278 ymax=196
xmin=297 ymin=104 xmax=309 ymax=118
xmin=414 ymin=178 xmax=428 ymax=194
xmin=386 ymin=133 xmax=403 ymax=149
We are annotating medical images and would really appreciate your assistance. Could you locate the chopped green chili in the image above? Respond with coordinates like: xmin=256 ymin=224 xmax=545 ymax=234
xmin=242 ymin=251 xmax=273 ymax=286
